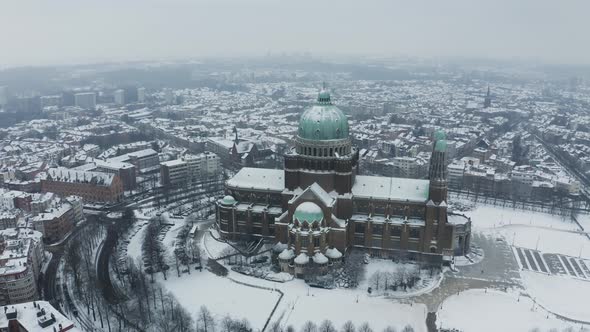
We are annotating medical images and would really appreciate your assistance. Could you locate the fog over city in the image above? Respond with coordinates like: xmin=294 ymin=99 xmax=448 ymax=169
xmin=2 ymin=0 xmax=590 ymax=66
xmin=2 ymin=1 xmax=590 ymax=332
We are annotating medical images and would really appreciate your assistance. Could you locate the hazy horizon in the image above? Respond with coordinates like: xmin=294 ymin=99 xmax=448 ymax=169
xmin=2 ymin=0 xmax=590 ymax=67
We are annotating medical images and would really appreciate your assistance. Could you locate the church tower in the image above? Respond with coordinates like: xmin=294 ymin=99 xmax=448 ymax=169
xmin=483 ymin=85 xmax=492 ymax=108
xmin=428 ymin=130 xmax=448 ymax=203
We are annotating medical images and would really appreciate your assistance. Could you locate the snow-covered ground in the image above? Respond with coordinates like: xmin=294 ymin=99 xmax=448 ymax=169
xmin=437 ymin=289 xmax=577 ymax=332
xmin=496 ymin=225 xmax=590 ymax=258
xmin=274 ymin=279 xmax=427 ymax=332
xmin=361 ymin=258 xmax=444 ymax=298
xmin=127 ymin=223 xmax=147 ymax=262
xmin=460 ymin=204 xmax=578 ymax=232
xmin=197 ymin=232 xmax=428 ymax=331
xmin=576 ymin=213 xmax=590 ymax=232
xmin=453 ymin=201 xmax=590 ymax=326
xmin=521 ymin=270 xmax=590 ymax=322
xmin=153 ymin=272 xmax=280 ymax=329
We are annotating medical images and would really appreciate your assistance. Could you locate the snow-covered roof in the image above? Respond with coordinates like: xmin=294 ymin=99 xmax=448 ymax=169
xmin=0 ymin=301 xmax=80 ymax=331
xmin=279 ymin=248 xmax=295 ymax=260
xmin=352 ymin=175 xmax=429 ymax=202
xmin=294 ymin=253 xmax=309 ymax=265
xmin=312 ymin=252 xmax=329 ymax=264
xmin=44 ymin=167 xmax=114 ymax=186
xmin=325 ymin=247 xmax=343 ymax=259
xmin=226 ymin=167 xmax=284 ymax=192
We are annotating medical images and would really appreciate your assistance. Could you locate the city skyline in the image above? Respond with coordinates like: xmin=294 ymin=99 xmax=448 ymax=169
xmin=1 ymin=0 xmax=590 ymax=67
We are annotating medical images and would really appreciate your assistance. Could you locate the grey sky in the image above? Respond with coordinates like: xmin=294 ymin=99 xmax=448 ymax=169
xmin=1 ymin=0 xmax=589 ymax=66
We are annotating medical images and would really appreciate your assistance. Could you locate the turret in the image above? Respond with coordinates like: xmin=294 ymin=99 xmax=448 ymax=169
xmin=429 ymin=130 xmax=448 ymax=203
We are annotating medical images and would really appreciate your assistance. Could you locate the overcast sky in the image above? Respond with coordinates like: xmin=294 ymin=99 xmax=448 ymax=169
xmin=1 ymin=0 xmax=589 ymax=67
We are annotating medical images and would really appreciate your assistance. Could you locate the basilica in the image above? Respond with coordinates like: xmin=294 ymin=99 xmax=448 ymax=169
xmin=216 ymin=88 xmax=471 ymax=277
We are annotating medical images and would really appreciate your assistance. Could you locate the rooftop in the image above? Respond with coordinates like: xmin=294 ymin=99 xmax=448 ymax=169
xmin=352 ymin=175 xmax=430 ymax=202
xmin=226 ymin=167 xmax=284 ymax=192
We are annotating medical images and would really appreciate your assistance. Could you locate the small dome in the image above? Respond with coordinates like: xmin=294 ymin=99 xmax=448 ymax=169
xmin=325 ymin=247 xmax=343 ymax=259
xmin=435 ymin=139 xmax=447 ymax=152
xmin=298 ymin=89 xmax=349 ymax=141
xmin=279 ymin=248 xmax=295 ymax=260
xmin=294 ymin=253 xmax=309 ymax=265
xmin=293 ymin=202 xmax=324 ymax=223
xmin=221 ymin=195 xmax=236 ymax=205
xmin=313 ymin=252 xmax=329 ymax=265
xmin=434 ymin=130 xmax=446 ymax=141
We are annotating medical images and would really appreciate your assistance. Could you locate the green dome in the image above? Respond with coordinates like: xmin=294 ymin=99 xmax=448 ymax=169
xmin=293 ymin=202 xmax=324 ymax=223
xmin=434 ymin=130 xmax=446 ymax=141
xmin=221 ymin=195 xmax=236 ymax=205
xmin=298 ymin=90 xmax=349 ymax=141
xmin=435 ymin=139 xmax=447 ymax=152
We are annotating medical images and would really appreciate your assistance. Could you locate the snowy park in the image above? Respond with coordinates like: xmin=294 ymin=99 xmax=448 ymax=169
xmin=103 ymin=199 xmax=590 ymax=332
xmin=436 ymin=289 xmax=583 ymax=332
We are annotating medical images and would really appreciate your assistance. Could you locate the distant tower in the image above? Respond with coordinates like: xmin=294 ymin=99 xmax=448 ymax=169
xmin=429 ymin=130 xmax=448 ymax=203
xmin=483 ymin=86 xmax=492 ymax=108
xmin=232 ymin=126 xmax=238 ymax=143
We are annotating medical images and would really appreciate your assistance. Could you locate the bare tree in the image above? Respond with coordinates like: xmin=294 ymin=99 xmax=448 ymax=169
xmin=301 ymin=321 xmax=318 ymax=332
xmin=221 ymin=315 xmax=234 ymax=332
xmin=369 ymin=271 xmax=382 ymax=291
xmin=358 ymin=322 xmax=373 ymax=332
xmin=341 ymin=321 xmax=355 ymax=332
xmin=197 ymin=305 xmax=215 ymax=332
xmin=383 ymin=327 xmax=396 ymax=332
xmin=319 ymin=320 xmax=336 ymax=332
xmin=268 ymin=321 xmax=282 ymax=332
xmin=401 ymin=326 xmax=414 ymax=332
xmin=65 ymin=238 xmax=82 ymax=291
xmin=341 ymin=251 xmax=366 ymax=288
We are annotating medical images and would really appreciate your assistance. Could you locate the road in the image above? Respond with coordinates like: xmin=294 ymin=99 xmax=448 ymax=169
xmin=41 ymin=251 xmax=63 ymax=310
xmin=96 ymin=222 xmax=124 ymax=304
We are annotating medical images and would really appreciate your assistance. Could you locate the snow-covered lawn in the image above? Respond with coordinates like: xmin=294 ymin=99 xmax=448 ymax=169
xmin=456 ymin=203 xmax=590 ymax=258
xmin=194 ymin=232 xmax=428 ymax=331
xmin=154 ymin=271 xmax=280 ymax=329
xmin=203 ymin=229 xmax=234 ymax=259
xmin=437 ymin=289 xmax=576 ymax=332
xmin=460 ymin=204 xmax=578 ymax=232
xmin=577 ymin=213 xmax=590 ymax=232
xmin=276 ymin=280 xmax=427 ymax=332
xmin=494 ymin=225 xmax=590 ymax=258
xmin=521 ymin=270 xmax=590 ymax=322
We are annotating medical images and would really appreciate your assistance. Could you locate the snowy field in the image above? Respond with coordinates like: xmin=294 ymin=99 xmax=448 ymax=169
xmin=458 ymin=203 xmax=590 ymax=258
xmin=275 ymin=280 xmax=427 ymax=332
xmin=154 ymin=272 xmax=280 ymax=329
xmin=521 ymin=270 xmax=590 ymax=322
xmin=197 ymin=232 xmax=428 ymax=331
xmin=576 ymin=213 xmax=590 ymax=232
xmin=460 ymin=204 xmax=578 ymax=231
xmin=496 ymin=225 xmax=590 ymax=258
xmin=437 ymin=289 xmax=578 ymax=332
